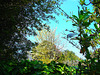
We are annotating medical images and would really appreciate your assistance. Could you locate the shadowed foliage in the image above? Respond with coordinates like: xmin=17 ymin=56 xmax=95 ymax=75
xmin=0 ymin=0 xmax=61 ymax=61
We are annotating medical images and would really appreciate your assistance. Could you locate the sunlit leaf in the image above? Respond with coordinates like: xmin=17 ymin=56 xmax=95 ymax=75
xmin=72 ymin=15 xmax=79 ymax=22
xmin=61 ymin=12 xmax=63 ymax=16
xmin=94 ymin=24 xmax=99 ymax=30
xmin=72 ymin=24 xmax=77 ymax=26
xmin=96 ymin=17 xmax=100 ymax=23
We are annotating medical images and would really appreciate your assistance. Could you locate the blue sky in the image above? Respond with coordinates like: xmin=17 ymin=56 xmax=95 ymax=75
xmin=27 ymin=0 xmax=94 ymax=59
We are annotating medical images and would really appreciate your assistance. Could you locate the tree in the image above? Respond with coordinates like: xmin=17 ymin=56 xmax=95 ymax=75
xmin=59 ymin=0 xmax=100 ymax=74
xmin=34 ymin=28 xmax=59 ymax=43
xmin=30 ymin=40 xmax=62 ymax=64
xmin=28 ymin=28 xmax=64 ymax=63
xmin=60 ymin=50 xmax=80 ymax=66
xmin=0 ymin=0 xmax=61 ymax=61
xmin=60 ymin=0 xmax=100 ymax=58
xmin=34 ymin=28 xmax=65 ymax=50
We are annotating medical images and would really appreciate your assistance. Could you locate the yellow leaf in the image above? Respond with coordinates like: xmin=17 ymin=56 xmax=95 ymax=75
xmin=61 ymin=13 xmax=63 ymax=16
xmin=52 ymin=1 xmax=56 ymax=4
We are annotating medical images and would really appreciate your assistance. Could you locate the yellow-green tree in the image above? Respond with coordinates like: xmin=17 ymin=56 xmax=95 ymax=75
xmin=30 ymin=29 xmax=63 ymax=64
xmin=61 ymin=50 xmax=80 ymax=66
xmin=31 ymin=40 xmax=62 ymax=64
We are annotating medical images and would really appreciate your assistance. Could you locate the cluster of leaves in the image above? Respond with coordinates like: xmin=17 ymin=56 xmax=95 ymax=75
xmin=0 ymin=60 xmax=80 ymax=75
xmin=30 ymin=40 xmax=62 ymax=64
xmin=29 ymin=29 xmax=62 ymax=64
xmin=61 ymin=0 xmax=100 ymax=74
xmin=79 ymin=48 xmax=100 ymax=74
xmin=0 ymin=60 xmax=44 ymax=75
xmin=77 ymin=58 xmax=100 ymax=74
xmin=58 ymin=0 xmax=100 ymax=74
xmin=60 ymin=50 xmax=80 ymax=66
xmin=0 ymin=0 xmax=61 ymax=61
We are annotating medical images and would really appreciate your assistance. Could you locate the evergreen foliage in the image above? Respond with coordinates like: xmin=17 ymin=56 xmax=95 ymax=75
xmin=0 ymin=0 xmax=61 ymax=61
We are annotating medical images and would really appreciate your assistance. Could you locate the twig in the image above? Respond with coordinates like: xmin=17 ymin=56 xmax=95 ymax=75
xmin=67 ymin=39 xmax=80 ymax=50
xmin=57 ymin=6 xmax=78 ymax=24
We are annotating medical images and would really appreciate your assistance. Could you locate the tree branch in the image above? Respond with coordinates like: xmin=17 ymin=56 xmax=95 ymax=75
xmin=57 ymin=6 xmax=78 ymax=24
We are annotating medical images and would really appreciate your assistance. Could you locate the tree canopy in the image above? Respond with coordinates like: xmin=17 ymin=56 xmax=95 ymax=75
xmin=0 ymin=0 xmax=61 ymax=61
xmin=59 ymin=50 xmax=80 ymax=66
xmin=30 ymin=40 xmax=62 ymax=64
xmin=60 ymin=0 xmax=100 ymax=74
xmin=29 ymin=28 xmax=62 ymax=64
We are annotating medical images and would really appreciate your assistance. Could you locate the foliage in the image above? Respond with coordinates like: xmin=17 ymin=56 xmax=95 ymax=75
xmin=0 ymin=0 xmax=61 ymax=61
xmin=30 ymin=40 xmax=62 ymax=64
xmin=0 ymin=60 xmax=44 ymax=75
xmin=29 ymin=28 xmax=63 ymax=64
xmin=59 ymin=0 xmax=100 ymax=74
xmin=1 ymin=0 xmax=100 ymax=74
xmin=61 ymin=50 xmax=80 ymax=66
xmin=29 ymin=29 xmax=80 ymax=64
xmin=0 ymin=60 xmax=81 ymax=75
xmin=90 ymin=48 xmax=100 ymax=59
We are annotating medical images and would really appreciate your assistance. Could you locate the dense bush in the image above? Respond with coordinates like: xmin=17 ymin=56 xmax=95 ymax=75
xmin=0 ymin=59 xmax=100 ymax=75
xmin=0 ymin=60 xmax=44 ymax=75
xmin=0 ymin=60 xmax=79 ymax=75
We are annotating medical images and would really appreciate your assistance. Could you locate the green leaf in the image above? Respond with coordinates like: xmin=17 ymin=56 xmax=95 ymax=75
xmin=94 ymin=24 xmax=99 ymax=30
xmin=66 ymin=20 xmax=71 ymax=22
xmin=89 ymin=30 xmax=92 ymax=34
xmin=83 ymin=15 xmax=89 ymax=20
xmin=79 ymin=14 xmax=83 ymax=21
xmin=96 ymin=17 xmax=100 ymax=23
xmin=72 ymin=24 xmax=77 ymax=26
xmin=83 ymin=12 xmax=89 ymax=19
xmin=80 ymin=0 xmax=85 ymax=5
xmin=8 ymin=67 xmax=13 ymax=72
xmin=82 ymin=22 xmax=90 ymax=27
xmin=85 ymin=29 xmax=89 ymax=33
xmin=79 ymin=11 xmax=89 ymax=21
xmin=42 ymin=71 xmax=50 ymax=74
xmin=72 ymin=15 xmax=79 ymax=22
xmin=99 ymin=33 xmax=100 ymax=36
xmin=33 ymin=60 xmax=39 ymax=65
